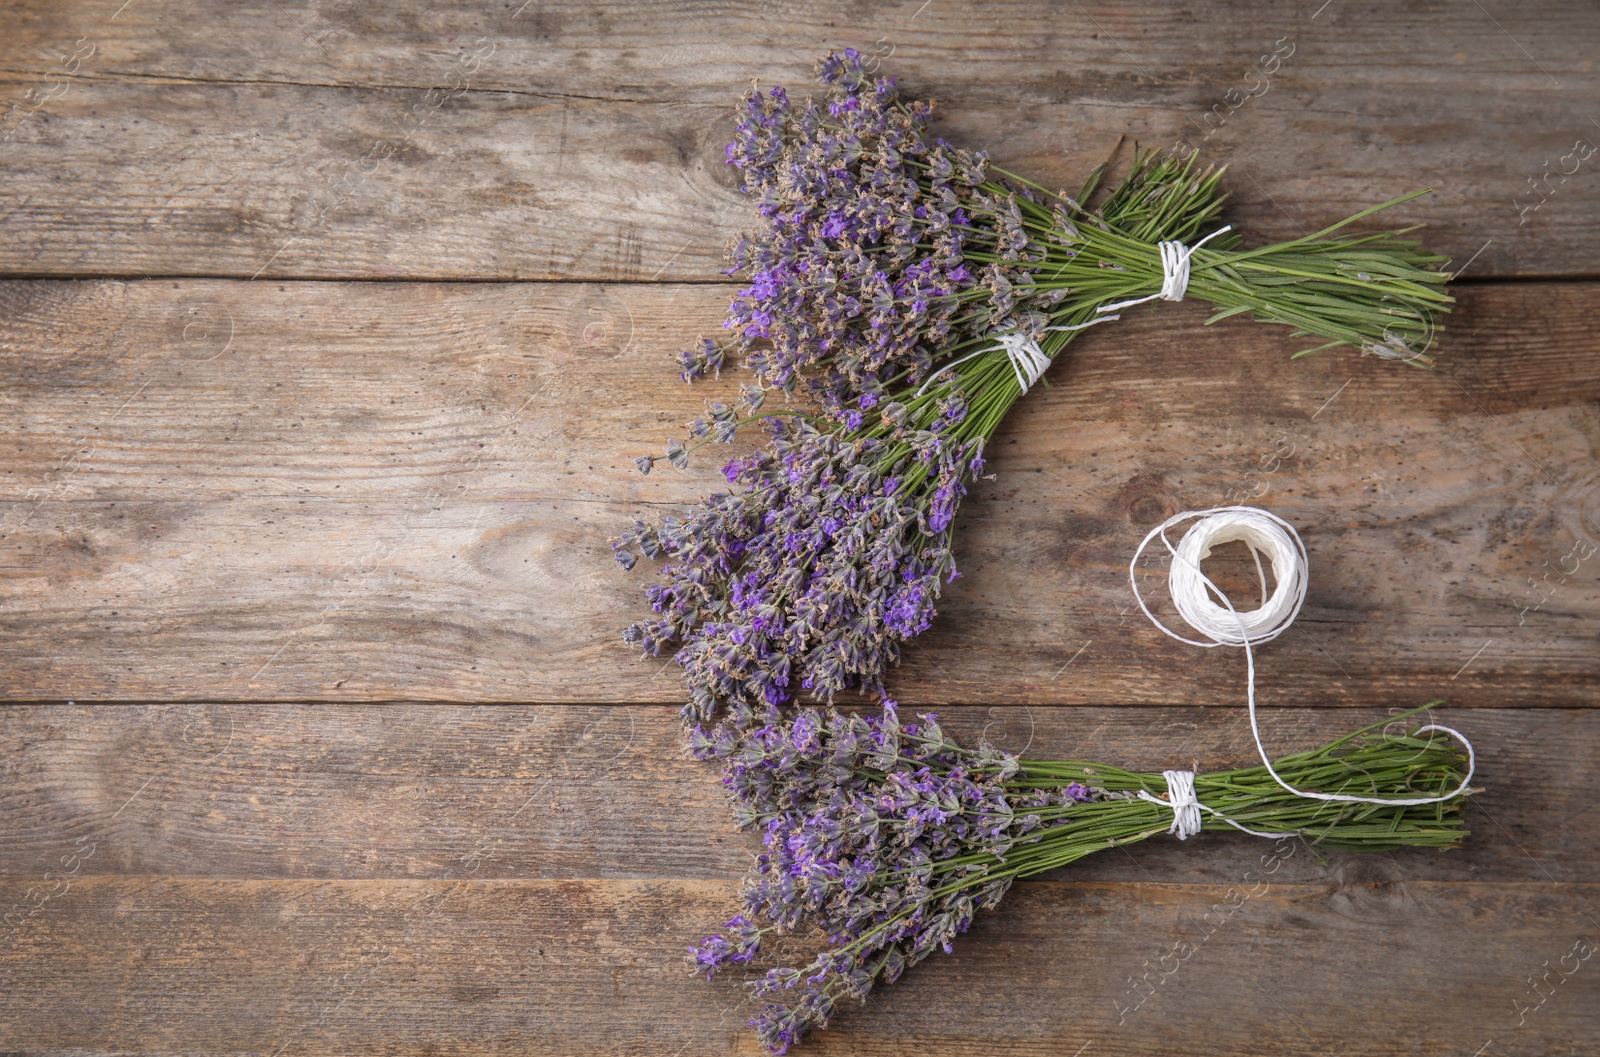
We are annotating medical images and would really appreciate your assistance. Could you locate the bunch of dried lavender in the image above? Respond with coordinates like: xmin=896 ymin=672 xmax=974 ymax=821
xmin=693 ymin=703 xmax=1471 ymax=1054
xmin=667 ymin=46 xmax=1450 ymax=429
xmin=616 ymin=50 xmax=1454 ymax=740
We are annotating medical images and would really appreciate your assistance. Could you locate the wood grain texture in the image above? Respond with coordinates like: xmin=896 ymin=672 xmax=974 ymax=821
xmin=0 ymin=1 xmax=1596 ymax=279
xmin=1 ymin=279 xmax=1594 ymax=704
xmin=1 ymin=873 xmax=1595 ymax=1055
xmin=0 ymin=3 xmax=1596 ymax=1054
xmin=0 ymin=704 xmax=1591 ymax=886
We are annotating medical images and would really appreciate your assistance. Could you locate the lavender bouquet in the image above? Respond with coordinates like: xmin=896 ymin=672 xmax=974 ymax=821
xmin=614 ymin=49 xmax=1453 ymax=739
xmin=696 ymin=703 xmax=1471 ymax=1053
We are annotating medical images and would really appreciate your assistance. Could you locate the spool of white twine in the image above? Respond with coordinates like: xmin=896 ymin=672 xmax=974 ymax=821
xmin=1128 ymin=505 xmax=1474 ymax=827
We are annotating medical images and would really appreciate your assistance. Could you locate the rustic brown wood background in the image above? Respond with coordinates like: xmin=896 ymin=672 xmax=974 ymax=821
xmin=2 ymin=2 xmax=1597 ymax=1054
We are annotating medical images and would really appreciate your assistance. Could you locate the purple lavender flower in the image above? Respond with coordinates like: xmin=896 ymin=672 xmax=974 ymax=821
xmin=691 ymin=704 xmax=1100 ymax=1054
xmin=684 ymin=48 xmax=1064 ymax=440
xmin=615 ymin=418 xmax=978 ymax=736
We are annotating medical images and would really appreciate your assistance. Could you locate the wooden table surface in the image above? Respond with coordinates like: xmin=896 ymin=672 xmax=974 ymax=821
xmin=2 ymin=2 xmax=1597 ymax=1054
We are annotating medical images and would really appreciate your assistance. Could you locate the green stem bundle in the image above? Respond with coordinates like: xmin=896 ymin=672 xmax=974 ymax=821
xmin=915 ymin=150 xmax=1450 ymax=446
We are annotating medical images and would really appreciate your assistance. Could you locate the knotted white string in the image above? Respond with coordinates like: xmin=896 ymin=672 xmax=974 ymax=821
xmin=1096 ymin=226 xmax=1233 ymax=315
xmin=915 ymin=315 xmax=1123 ymax=397
xmin=1137 ymin=769 xmax=1298 ymax=840
xmin=1129 ymin=505 xmax=1475 ymax=821
xmin=986 ymin=329 xmax=1052 ymax=394
xmin=1141 ymin=769 xmax=1204 ymax=840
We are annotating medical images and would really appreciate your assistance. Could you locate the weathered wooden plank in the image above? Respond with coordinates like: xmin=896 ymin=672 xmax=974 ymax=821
xmin=0 ymin=1 xmax=1595 ymax=279
xmin=0 ymin=279 xmax=1593 ymax=704
xmin=0 ymin=872 xmax=1594 ymax=1055
xmin=3 ymin=0 xmax=1590 ymax=104
xmin=0 ymin=704 xmax=1590 ymax=885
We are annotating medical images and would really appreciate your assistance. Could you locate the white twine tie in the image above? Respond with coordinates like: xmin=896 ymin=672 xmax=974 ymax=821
xmin=915 ymin=315 xmax=1123 ymax=397
xmin=1137 ymin=769 xmax=1298 ymax=840
xmin=1142 ymin=769 xmax=1204 ymax=840
xmin=1127 ymin=505 xmax=1475 ymax=834
xmin=1096 ymin=226 xmax=1233 ymax=315
xmin=986 ymin=329 xmax=1052 ymax=393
